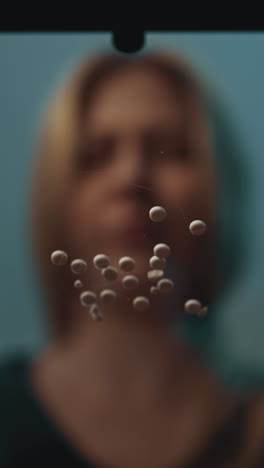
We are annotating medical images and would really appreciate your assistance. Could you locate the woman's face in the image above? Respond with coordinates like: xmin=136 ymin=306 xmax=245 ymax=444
xmin=68 ymin=64 xmax=216 ymax=290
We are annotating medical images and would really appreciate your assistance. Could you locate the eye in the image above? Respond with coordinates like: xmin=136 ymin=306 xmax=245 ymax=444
xmin=144 ymin=130 xmax=190 ymax=163
xmin=161 ymin=142 xmax=189 ymax=160
xmin=77 ymin=138 xmax=114 ymax=171
xmin=78 ymin=150 xmax=108 ymax=171
xmin=146 ymin=140 xmax=189 ymax=162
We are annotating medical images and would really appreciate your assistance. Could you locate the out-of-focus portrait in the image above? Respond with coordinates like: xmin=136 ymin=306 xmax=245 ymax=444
xmin=1 ymin=33 xmax=264 ymax=467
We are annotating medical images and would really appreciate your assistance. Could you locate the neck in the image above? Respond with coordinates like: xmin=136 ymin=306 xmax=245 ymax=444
xmin=55 ymin=291 xmax=185 ymax=362
xmin=39 ymin=293 xmax=214 ymax=402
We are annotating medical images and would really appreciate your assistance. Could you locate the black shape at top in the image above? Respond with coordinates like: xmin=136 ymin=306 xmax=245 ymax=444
xmin=112 ymin=30 xmax=145 ymax=53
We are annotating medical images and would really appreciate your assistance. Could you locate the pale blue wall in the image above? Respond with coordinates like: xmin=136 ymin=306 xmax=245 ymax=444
xmin=0 ymin=34 xmax=263 ymax=375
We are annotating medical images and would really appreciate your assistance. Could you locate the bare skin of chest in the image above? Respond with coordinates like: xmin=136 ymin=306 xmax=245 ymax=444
xmin=33 ymin=373 xmax=227 ymax=468
xmin=67 ymin=401 xmax=192 ymax=468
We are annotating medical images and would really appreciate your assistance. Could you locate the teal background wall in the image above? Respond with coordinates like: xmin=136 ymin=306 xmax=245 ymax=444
xmin=0 ymin=33 xmax=263 ymax=377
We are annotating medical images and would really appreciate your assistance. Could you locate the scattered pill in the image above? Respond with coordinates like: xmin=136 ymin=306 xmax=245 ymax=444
xmin=157 ymin=278 xmax=174 ymax=293
xmin=184 ymin=299 xmax=202 ymax=314
xmin=122 ymin=275 xmax=139 ymax=289
xmin=80 ymin=291 xmax=97 ymax=307
xmin=51 ymin=250 xmax=68 ymax=266
xmin=149 ymin=206 xmax=167 ymax=222
xmin=189 ymin=220 xmax=206 ymax=236
xmin=71 ymin=259 xmax=87 ymax=274
xmin=93 ymin=254 xmax=110 ymax=269
xmin=89 ymin=304 xmax=103 ymax=322
xmin=150 ymin=286 xmax=159 ymax=295
xmin=118 ymin=256 xmax=136 ymax=272
xmin=147 ymin=269 xmax=164 ymax=281
xmin=133 ymin=296 xmax=150 ymax=311
xmin=74 ymin=279 xmax=83 ymax=288
xmin=149 ymin=256 xmax=166 ymax=270
xmin=102 ymin=266 xmax=118 ymax=281
xmin=153 ymin=243 xmax=171 ymax=258
xmin=99 ymin=289 xmax=117 ymax=303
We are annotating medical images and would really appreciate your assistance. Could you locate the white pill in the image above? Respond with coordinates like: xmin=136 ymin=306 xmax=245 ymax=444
xmin=93 ymin=254 xmax=110 ymax=269
xmin=74 ymin=279 xmax=83 ymax=288
xmin=80 ymin=291 xmax=97 ymax=307
xmin=149 ymin=256 xmax=166 ymax=270
xmin=122 ymin=275 xmax=139 ymax=289
xmin=157 ymin=278 xmax=174 ymax=293
xmin=150 ymin=286 xmax=159 ymax=295
xmin=99 ymin=289 xmax=117 ymax=303
xmin=89 ymin=304 xmax=103 ymax=322
xmin=133 ymin=296 xmax=150 ymax=311
xmin=118 ymin=256 xmax=136 ymax=272
xmin=153 ymin=243 xmax=171 ymax=258
xmin=184 ymin=299 xmax=202 ymax=314
xmin=71 ymin=259 xmax=87 ymax=274
xmin=189 ymin=220 xmax=206 ymax=236
xmin=149 ymin=206 xmax=167 ymax=222
xmin=147 ymin=269 xmax=164 ymax=281
xmin=51 ymin=250 xmax=68 ymax=266
xmin=102 ymin=266 xmax=118 ymax=281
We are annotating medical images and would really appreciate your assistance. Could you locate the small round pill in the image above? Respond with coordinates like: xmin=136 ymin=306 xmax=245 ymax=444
xmin=122 ymin=275 xmax=139 ymax=289
xmin=149 ymin=206 xmax=167 ymax=222
xmin=89 ymin=304 xmax=103 ymax=322
xmin=51 ymin=250 xmax=68 ymax=266
xmin=71 ymin=259 xmax=87 ymax=274
xmin=118 ymin=256 xmax=136 ymax=272
xmin=93 ymin=254 xmax=110 ymax=269
xmin=149 ymin=256 xmax=166 ymax=270
xmin=133 ymin=296 xmax=150 ymax=311
xmin=102 ymin=266 xmax=118 ymax=281
xmin=74 ymin=279 xmax=83 ymax=288
xmin=80 ymin=291 xmax=97 ymax=307
xmin=147 ymin=269 xmax=164 ymax=281
xmin=184 ymin=299 xmax=202 ymax=314
xmin=150 ymin=286 xmax=159 ymax=295
xmin=157 ymin=278 xmax=174 ymax=293
xmin=99 ymin=289 xmax=117 ymax=303
xmin=189 ymin=220 xmax=206 ymax=236
xmin=153 ymin=243 xmax=171 ymax=258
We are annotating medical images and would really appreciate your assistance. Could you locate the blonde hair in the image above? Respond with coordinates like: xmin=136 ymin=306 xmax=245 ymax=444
xmin=29 ymin=49 xmax=215 ymax=340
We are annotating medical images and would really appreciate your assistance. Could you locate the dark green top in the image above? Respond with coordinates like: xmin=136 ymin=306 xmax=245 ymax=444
xmin=0 ymin=354 xmax=263 ymax=468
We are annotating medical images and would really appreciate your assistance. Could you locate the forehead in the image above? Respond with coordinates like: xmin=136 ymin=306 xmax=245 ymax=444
xmin=83 ymin=66 xmax=186 ymax=135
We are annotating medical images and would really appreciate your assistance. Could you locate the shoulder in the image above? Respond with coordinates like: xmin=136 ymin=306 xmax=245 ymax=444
xmin=0 ymin=351 xmax=29 ymax=371
xmin=246 ymin=393 xmax=264 ymax=460
xmin=232 ymin=392 xmax=264 ymax=467
xmin=193 ymin=391 xmax=264 ymax=467
xmin=0 ymin=351 xmax=30 ymax=395
xmin=0 ymin=352 xmax=31 ymax=434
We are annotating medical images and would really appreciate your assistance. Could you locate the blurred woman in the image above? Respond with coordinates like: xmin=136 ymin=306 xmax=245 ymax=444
xmin=1 ymin=50 xmax=264 ymax=467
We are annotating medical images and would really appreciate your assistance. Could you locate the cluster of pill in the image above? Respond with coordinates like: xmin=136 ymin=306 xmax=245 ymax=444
xmin=50 ymin=205 xmax=208 ymax=322
xmin=148 ymin=242 xmax=174 ymax=296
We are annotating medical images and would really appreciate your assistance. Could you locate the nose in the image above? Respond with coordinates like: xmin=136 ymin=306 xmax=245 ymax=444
xmin=111 ymin=143 xmax=153 ymax=201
